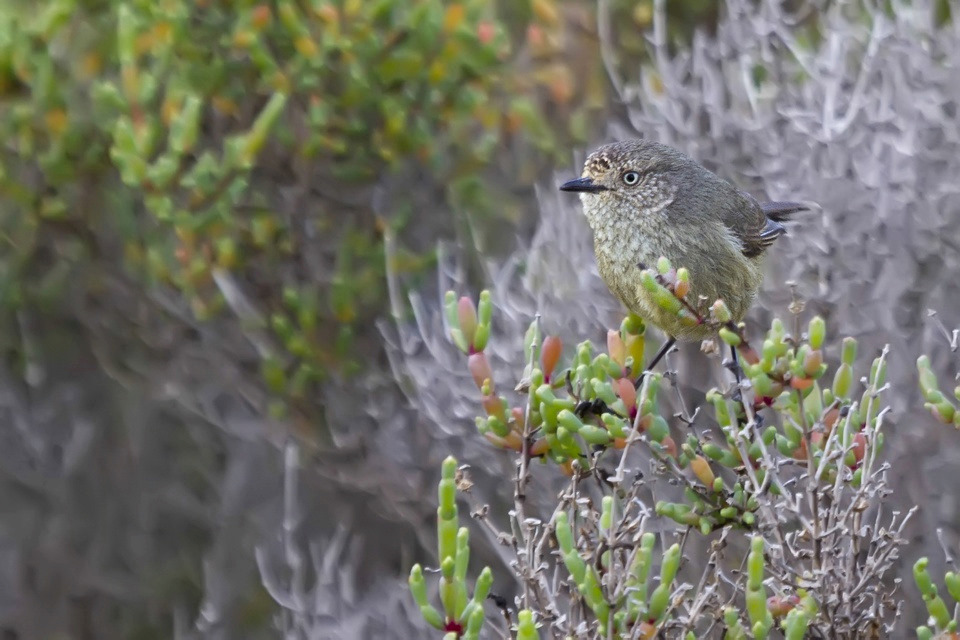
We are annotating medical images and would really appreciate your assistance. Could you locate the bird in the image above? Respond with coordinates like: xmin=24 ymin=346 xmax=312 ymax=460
xmin=560 ymin=139 xmax=808 ymax=373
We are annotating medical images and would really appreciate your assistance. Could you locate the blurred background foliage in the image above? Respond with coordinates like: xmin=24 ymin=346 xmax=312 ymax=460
xmin=0 ymin=0 xmax=751 ymax=415
xmin=0 ymin=0 xmax=689 ymax=636
xmin=0 ymin=0 xmax=671 ymax=417
xmin=1 ymin=0 xmax=957 ymax=637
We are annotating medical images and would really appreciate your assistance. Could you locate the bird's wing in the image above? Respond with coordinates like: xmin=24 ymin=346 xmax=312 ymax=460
xmin=738 ymin=216 xmax=779 ymax=258
xmin=760 ymin=201 xmax=810 ymax=222
xmin=723 ymin=192 xmax=775 ymax=259
xmin=732 ymin=194 xmax=808 ymax=258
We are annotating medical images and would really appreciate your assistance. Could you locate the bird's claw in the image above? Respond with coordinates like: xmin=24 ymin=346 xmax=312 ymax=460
xmin=574 ymin=398 xmax=616 ymax=419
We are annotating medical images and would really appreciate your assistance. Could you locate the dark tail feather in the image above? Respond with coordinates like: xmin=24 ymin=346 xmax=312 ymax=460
xmin=761 ymin=201 xmax=811 ymax=222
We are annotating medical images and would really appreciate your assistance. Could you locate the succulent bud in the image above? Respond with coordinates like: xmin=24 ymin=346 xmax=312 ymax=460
xmin=472 ymin=322 xmax=490 ymax=352
xmin=580 ymin=425 xmax=612 ymax=446
xmin=614 ymin=377 xmax=636 ymax=413
xmin=480 ymin=379 xmax=493 ymax=397
xmin=640 ymin=269 xmax=659 ymax=293
xmin=914 ymin=557 xmax=952 ymax=629
xmin=477 ymin=290 xmax=492 ymax=324
xmin=660 ymin=435 xmax=678 ymax=458
xmin=541 ymin=335 xmax=562 ymax=381
xmin=770 ymin=317 xmax=785 ymax=337
xmin=622 ymin=313 xmax=645 ymax=335
xmin=482 ymin=394 xmax=507 ymax=422
xmin=486 ymin=415 xmax=510 ymax=438
xmin=625 ymin=334 xmax=645 ymax=375
xmin=711 ymin=299 xmax=732 ymax=323
xmin=850 ymin=432 xmax=867 ymax=465
xmin=457 ymin=296 xmax=478 ymax=347
xmin=767 ymin=595 xmax=800 ymax=617
xmin=529 ymin=438 xmax=550 ymax=456
xmin=748 ymin=536 xmax=766 ymax=584
xmin=690 ymin=455 xmax=715 ymax=486
xmin=807 ymin=316 xmax=826 ymax=349
xmin=606 ymin=330 xmax=625 ymax=367
xmin=601 ymin=413 xmax=627 ymax=438
xmin=647 ymin=544 xmax=680 ymax=620
xmin=930 ymin=402 xmax=956 ymax=423
xmin=719 ymin=327 xmax=742 ymax=347
xmin=832 ymin=363 xmax=853 ymax=398
xmin=591 ymin=377 xmax=617 ymax=405
xmin=651 ymin=284 xmax=683 ymax=315
xmin=945 ymin=571 xmax=960 ymax=603
xmin=557 ymin=410 xmax=584 ymax=433
xmin=841 ymin=337 xmax=857 ymax=366
xmin=516 ymin=610 xmax=538 ymax=640
xmin=702 ymin=442 xmax=727 ymax=462
xmin=468 ymin=352 xmax=493 ymax=390
xmin=674 ymin=267 xmax=691 ymax=298
xmin=802 ymin=349 xmax=823 ymax=377
xmin=508 ymin=405 xmax=524 ymax=429
xmin=648 ymin=415 xmax=669 ymax=442
xmin=656 ymin=256 xmax=672 ymax=274
xmin=761 ymin=339 xmax=778 ymax=372
xmin=751 ymin=371 xmax=776 ymax=398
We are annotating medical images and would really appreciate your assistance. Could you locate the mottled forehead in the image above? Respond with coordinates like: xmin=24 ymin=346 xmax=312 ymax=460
xmin=583 ymin=140 xmax=659 ymax=176
xmin=584 ymin=149 xmax=616 ymax=175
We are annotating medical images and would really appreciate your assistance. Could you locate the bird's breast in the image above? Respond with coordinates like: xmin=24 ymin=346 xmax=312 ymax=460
xmin=590 ymin=216 xmax=761 ymax=340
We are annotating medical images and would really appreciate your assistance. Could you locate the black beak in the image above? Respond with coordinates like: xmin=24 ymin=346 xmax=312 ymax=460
xmin=559 ymin=177 xmax=607 ymax=193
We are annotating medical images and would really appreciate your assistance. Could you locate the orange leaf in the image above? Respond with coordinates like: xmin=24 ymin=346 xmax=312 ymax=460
xmin=44 ymin=109 xmax=68 ymax=136
xmin=252 ymin=4 xmax=272 ymax=28
xmin=443 ymin=4 xmax=465 ymax=33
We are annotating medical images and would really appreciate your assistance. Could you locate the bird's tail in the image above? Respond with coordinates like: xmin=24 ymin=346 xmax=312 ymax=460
xmin=761 ymin=201 xmax=812 ymax=222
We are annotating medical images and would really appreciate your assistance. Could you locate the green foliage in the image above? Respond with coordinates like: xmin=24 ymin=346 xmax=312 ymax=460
xmin=913 ymin=557 xmax=960 ymax=637
xmin=746 ymin=537 xmax=773 ymax=639
xmin=515 ymin=609 xmax=541 ymax=640
xmin=455 ymin=258 xmax=886 ymax=527
xmin=914 ymin=332 xmax=960 ymax=637
xmin=409 ymin=456 xmax=493 ymax=639
xmin=0 ymin=0 xmax=591 ymax=417
xmin=918 ymin=354 xmax=960 ymax=427
xmin=420 ymin=257 xmax=905 ymax=637
xmin=0 ymin=0 xmax=724 ymax=419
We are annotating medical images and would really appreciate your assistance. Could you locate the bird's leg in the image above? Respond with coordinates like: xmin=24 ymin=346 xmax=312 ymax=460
xmin=725 ymin=344 xmax=744 ymax=402
xmin=647 ymin=337 xmax=677 ymax=371
xmin=730 ymin=344 xmax=743 ymax=382
xmin=633 ymin=336 xmax=676 ymax=389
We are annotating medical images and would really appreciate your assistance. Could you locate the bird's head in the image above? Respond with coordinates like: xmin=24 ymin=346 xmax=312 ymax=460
xmin=560 ymin=139 xmax=694 ymax=224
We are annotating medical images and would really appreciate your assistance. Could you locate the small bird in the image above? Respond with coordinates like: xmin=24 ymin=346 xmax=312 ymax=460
xmin=560 ymin=139 xmax=808 ymax=371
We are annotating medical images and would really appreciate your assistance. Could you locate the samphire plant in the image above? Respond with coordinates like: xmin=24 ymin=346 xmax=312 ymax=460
xmin=0 ymin=0 xmax=601 ymax=421
xmin=407 ymin=256 xmax=941 ymax=639
xmin=914 ymin=344 xmax=960 ymax=640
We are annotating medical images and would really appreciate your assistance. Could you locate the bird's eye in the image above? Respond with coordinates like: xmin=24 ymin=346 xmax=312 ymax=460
xmin=622 ymin=171 xmax=641 ymax=186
